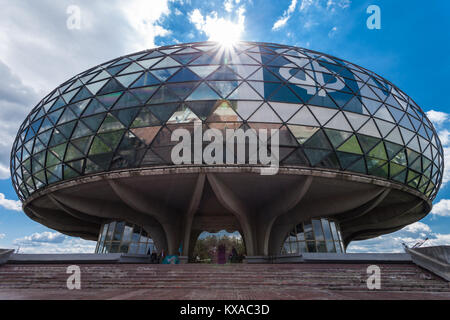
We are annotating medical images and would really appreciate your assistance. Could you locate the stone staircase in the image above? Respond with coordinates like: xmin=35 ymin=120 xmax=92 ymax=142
xmin=0 ymin=263 xmax=449 ymax=299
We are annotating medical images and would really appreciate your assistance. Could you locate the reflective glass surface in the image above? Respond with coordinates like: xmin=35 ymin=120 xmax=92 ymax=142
xmin=11 ymin=41 xmax=443 ymax=201
xmin=282 ymin=218 xmax=344 ymax=254
xmin=95 ymin=221 xmax=156 ymax=254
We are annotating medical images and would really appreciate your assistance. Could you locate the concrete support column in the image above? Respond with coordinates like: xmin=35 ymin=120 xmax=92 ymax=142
xmin=207 ymin=173 xmax=256 ymax=256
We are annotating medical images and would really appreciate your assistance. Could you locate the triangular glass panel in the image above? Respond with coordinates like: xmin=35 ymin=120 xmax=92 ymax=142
xmin=130 ymin=107 xmax=161 ymax=128
xmin=385 ymin=127 xmax=403 ymax=145
xmin=111 ymin=108 xmax=140 ymax=127
xmin=118 ymin=63 xmax=144 ymax=75
xmin=88 ymin=70 xmax=111 ymax=83
xmin=167 ymin=105 xmax=201 ymax=124
xmin=137 ymin=57 xmax=163 ymax=69
xmin=105 ymin=64 xmax=128 ymax=76
xmin=64 ymin=143 xmax=85 ymax=161
xmin=324 ymin=112 xmax=352 ymax=131
xmin=269 ymin=102 xmax=301 ymax=122
xmin=168 ymin=68 xmax=202 ymax=82
xmin=288 ymin=106 xmax=320 ymax=126
xmin=207 ymin=101 xmax=241 ymax=123
xmin=188 ymin=66 xmax=220 ymax=78
xmin=86 ymin=80 xmax=108 ymax=95
xmin=57 ymin=108 xmax=77 ymax=125
xmin=130 ymin=126 xmax=162 ymax=145
xmin=342 ymin=96 xmax=366 ymax=114
xmin=336 ymin=152 xmax=363 ymax=169
xmin=287 ymin=125 xmax=319 ymax=145
xmin=399 ymin=127 xmax=415 ymax=144
xmin=149 ymin=103 xmax=180 ymax=122
xmin=96 ymin=92 xmax=123 ymax=109
xmin=357 ymin=118 xmax=381 ymax=138
xmin=151 ymin=68 xmax=180 ymax=81
xmin=228 ymin=65 xmax=260 ymax=79
xmin=98 ymin=114 xmax=126 ymax=133
xmin=115 ymin=73 xmax=142 ymax=87
xmin=97 ymin=79 xmax=124 ymax=95
xmin=228 ymin=82 xmax=262 ymax=100
xmin=309 ymin=106 xmax=338 ymax=125
xmin=269 ymin=85 xmax=302 ymax=104
xmin=82 ymin=99 xmax=107 ymax=117
xmin=207 ymin=81 xmax=240 ymax=98
xmin=368 ymin=142 xmax=387 ymax=160
xmin=88 ymin=136 xmax=112 ymax=155
xmin=384 ymin=141 xmax=403 ymax=160
xmin=185 ymin=83 xmax=221 ymax=101
xmin=148 ymin=85 xmax=181 ymax=104
xmin=129 ymin=86 xmax=159 ymax=104
xmin=207 ymin=66 xmax=241 ymax=81
xmin=98 ymin=130 xmax=125 ymax=150
xmin=111 ymin=91 xmax=141 ymax=110
xmin=343 ymin=112 xmax=369 ymax=131
xmin=83 ymin=114 xmax=106 ymax=132
xmin=356 ymin=134 xmax=380 ymax=153
xmin=165 ymin=82 xmax=198 ymax=100
xmin=152 ymin=57 xmax=181 ymax=69
xmin=324 ymin=129 xmax=353 ymax=148
xmin=304 ymin=149 xmax=332 ymax=166
xmin=248 ymin=103 xmax=281 ymax=123
xmin=374 ymin=119 xmax=395 ymax=137
xmin=131 ymin=72 xmax=160 ymax=88
xmin=172 ymin=53 xmax=202 ymax=65
xmin=336 ymin=135 xmax=363 ymax=154
xmin=304 ymin=130 xmax=332 ymax=150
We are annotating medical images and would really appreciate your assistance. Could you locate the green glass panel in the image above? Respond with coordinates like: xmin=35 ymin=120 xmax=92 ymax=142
xmin=367 ymin=157 xmax=386 ymax=171
xmin=65 ymin=143 xmax=84 ymax=161
xmin=406 ymin=149 xmax=420 ymax=167
xmin=336 ymin=135 xmax=362 ymax=154
xmin=131 ymin=107 xmax=161 ymax=128
xmin=368 ymin=142 xmax=387 ymax=160
xmin=370 ymin=163 xmax=389 ymax=179
xmin=47 ymin=164 xmax=62 ymax=179
xmin=336 ymin=152 xmax=362 ymax=169
xmin=303 ymin=148 xmax=331 ymax=166
xmin=98 ymin=114 xmax=125 ymax=133
xmin=67 ymin=159 xmax=84 ymax=173
xmin=63 ymin=165 xmax=79 ymax=180
xmin=72 ymin=121 xmax=93 ymax=139
xmin=390 ymin=162 xmax=407 ymax=177
xmin=356 ymin=134 xmax=379 ymax=153
xmin=324 ymin=129 xmax=352 ymax=148
xmin=83 ymin=114 xmax=106 ymax=132
xmin=57 ymin=121 xmax=76 ymax=138
xmin=72 ymin=136 xmax=93 ymax=155
xmin=392 ymin=149 xmax=407 ymax=166
xmin=86 ymin=153 xmax=113 ymax=172
xmin=346 ymin=158 xmax=366 ymax=174
xmin=384 ymin=141 xmax=403 ymax=160
xmin=410 ymin=157 xmax=422 ymax=172
xmin=50 ymin=143 xmax=67 ymax=160
xmin=89 ymin=137 xmax=112 ymax=155
xmin=98 ymin=130 xmax=125 ymax=150
xmin=304 ymin=130 xmax=332 ymax=150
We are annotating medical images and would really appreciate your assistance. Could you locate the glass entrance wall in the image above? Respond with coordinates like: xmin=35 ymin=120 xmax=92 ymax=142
xmin=281 ymin=218 xmax=345 ymax=254
xmin=95 ymin=221 xmax=156 ymax=254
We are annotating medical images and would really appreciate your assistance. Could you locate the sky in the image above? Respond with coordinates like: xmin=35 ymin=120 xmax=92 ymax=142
xmin=0 ymin=0 xmax=449 ymax=253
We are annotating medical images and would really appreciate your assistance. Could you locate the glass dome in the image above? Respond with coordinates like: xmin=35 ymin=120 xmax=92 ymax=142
xmin=11 ymin=41 xmax=444 ymax=202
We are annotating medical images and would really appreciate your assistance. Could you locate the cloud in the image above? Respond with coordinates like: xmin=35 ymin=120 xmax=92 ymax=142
xmin=328 ymin=26 xmax=338 ymax=38
xmin=0 ymin=1 xmax=175 ymax=180
xmin=0 ymin=193 xmax=22 ymax=212
xmin=0 ymin=233 xmax=5 ymax=239
xmin=12 ymin=231 xmax=96 ymax=253
xmin=431 ymin=199 xmax=450 ymax=217
xmin=272 ymin=0 xmax=297 ymax=31
xmin=347 ymin=221 xmax=449 ymax=253
xmin=426 ymin=110 xmax=449 ymax=126
xmin=299 ymin=0 xmax=316 ymax=11
xmin=188 ymin=6 xmax=246 ymax=43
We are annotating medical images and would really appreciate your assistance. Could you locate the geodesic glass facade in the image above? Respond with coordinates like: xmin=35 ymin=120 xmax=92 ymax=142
xmin=11 ymin=41 xmax=443 ymax=202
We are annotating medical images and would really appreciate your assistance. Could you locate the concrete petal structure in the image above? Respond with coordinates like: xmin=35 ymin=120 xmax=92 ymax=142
xmin=10 ymin=42 xmax=444 ymax=258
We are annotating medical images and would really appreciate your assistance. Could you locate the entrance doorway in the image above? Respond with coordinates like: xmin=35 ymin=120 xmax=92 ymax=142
xmin=191 ymin=230 xmax=245 ymax=263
